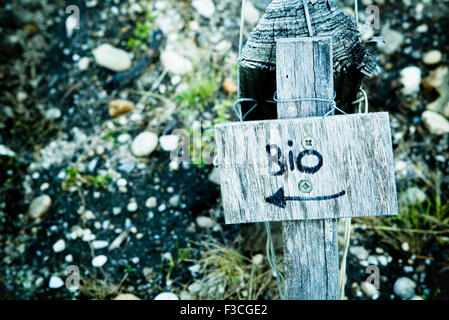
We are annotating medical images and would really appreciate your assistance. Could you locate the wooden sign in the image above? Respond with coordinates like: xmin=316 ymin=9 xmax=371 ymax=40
xmin=215 ymin=113 xmax=397 ymax=224
xmin=215 ymin=37 xmax=397 ymax=299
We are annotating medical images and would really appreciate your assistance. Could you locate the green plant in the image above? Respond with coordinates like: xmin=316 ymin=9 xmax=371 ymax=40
xmin=125 ymin=264 xmax=137 ymax=274
xmin=214 ymin=99 xmax=233 ymax=124
xmin=127 ymin=11 xmax=155 ymax=51
xmin=161 ymin=252 xmax=176 ymax=285
xmin=63 ymin=167 xmax=111 ymax=190
xmin=178 ymin=73 xmax=220 ymax=114
xmin=86 ymin=173 xmax=112 ymax=189
xmin=364 ymin=186 xmax=449 ymax=255
xmin=183 ymin=239 xmax=280 ymax=300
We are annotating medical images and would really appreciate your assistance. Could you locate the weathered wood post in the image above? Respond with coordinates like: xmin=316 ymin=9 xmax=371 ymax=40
xmin=276 ymin=37 xmax=339 ymax=299
xmin=215 ymin=37 xmax=397 ymax=300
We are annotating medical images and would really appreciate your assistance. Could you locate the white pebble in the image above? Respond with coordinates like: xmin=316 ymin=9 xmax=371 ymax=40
xmin=154 ymin=292 xmax=179 ymax=300
xmin=52 ymin=239 xmax=66 ymax=253
xmin=117 ymin=178 xmax=127 ymax=187
xmin=393 ymin=277 xmax=416 ymax=300
xmin=145 ymin=197 xmax=157 ymax=209
xmin=92 ymin=44 xmax=132 ymax=72
xmin=92 ymin=240 xmax=109 ymax=250
xmin=168 ymin=195 xmax=181 ymax=207
xmin=131 ymin=257 xmax=140 ymax=264
xmin=160 ymin=50 xmax=193 ymax=75
xmin=191 ymin=0 xmax=215 ymax=18
xmin=49 ymin=275 xmax=64 ymax=289
xmin=400 ymin=66 xmax=421 ymax=95
xmin=252 ymin=254 xmax=264 ymax=265
xmin=131 ymin=132 xmax=158 ymax=157
xmin=159 ymin=135 xmax=179 ymax=152
xmin=78 ymin=57 xmax=90 ymax=70
xmin=402 ymin=242 xmax=410 ymax=252
xmin=423 ymin=50 xmax=442 ymax=65
xmin=422 ymin=111 xmax=449 ymax=135
xmin=92 ymin=255 xmax=108 ymax=267
xmin=349 ymin=246 xmax=369 ymax=261
xmin=196 ymin=216 xmax=215 ymax=228
xmin=361 ymin=282 xmax=379 ymax=299
xmin=127 ymin=202 xmax=138 ymax=212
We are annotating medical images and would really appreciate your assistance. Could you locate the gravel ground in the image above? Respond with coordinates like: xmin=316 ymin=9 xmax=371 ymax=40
xmin=1 ymin=0 xmax=448 ymax=300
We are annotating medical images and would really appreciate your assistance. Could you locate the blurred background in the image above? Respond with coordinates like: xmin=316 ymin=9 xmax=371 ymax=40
xmin=0 ymin=0 xmax=448 ymax=300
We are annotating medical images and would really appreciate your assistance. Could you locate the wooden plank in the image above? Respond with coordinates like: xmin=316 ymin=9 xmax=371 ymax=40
xmin=282 ymin=219 xmax=339 ymax=299
xmin=276 ymin=37 xmax=333 ymax=118
xmin=215 ymin=113 xmax=398 ymax=224
xmin=276 ymin=37 xmax=339 ymax=300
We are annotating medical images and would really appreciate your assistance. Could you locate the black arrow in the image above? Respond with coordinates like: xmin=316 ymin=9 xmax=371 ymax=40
xmin=265 ymin=188 xmax=346 ymax=208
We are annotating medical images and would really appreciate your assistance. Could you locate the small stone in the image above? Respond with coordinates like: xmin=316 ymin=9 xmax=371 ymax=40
xmin=108 ymin=99 xmax=135 ymax=117
xmin=379 ymin=28 xmax=404 ymax=55
xmin=92 ymin=255 xmax=108 ymax=267
xmin=131 ymin=132 xmax=158 ymax=157
xmin=17 ymin=91 xmax=28 ymax=102
xmin=161 ymin=50 xmax=193 ymax=75
xmin=52 ymin=239 xmax=66 ymax=253
xmin=92 ymin=44 xmax=132 ymax=72
xmin=349 ymin=246 xmax=369 ymax=261
xmin=401 ymin=187 xmax=427 ymax=205
xmin=114 ymin=293 xmax=141 ymax=300
xmin=49 ymin=275 xmax=64 ymax=289
xmin=422 ymin=67 xmax=449 ymax=117
xmin=45 ymin=108 xmax=61 ymax=120
xmin=196 ymin=216 xmax=215 ymax=228
xmin=422 ymin=111 xmax=449 ymax=135
xmin=188 ymin=282 xmax=202 ymax=293
xmin=416 ymin=24 xmax=428 ymax=33
xmin=0 ymin=145 xmax=15 ymax=157
xmin=65 ymin=12 xmax=78 ymax=38
xmin=127 ymin=202 xmax=138 ymax=212
xmin=361 ymin=282 xmax=379 ymax=300
xmin=191 ymin=0 xmax=215 ymax=18
xmin=168 ymin=195 xmax=181 ymax=207
xmin=422 ymin=50 xmax=442 ymax=65
xmin=393 ymin=277 xmax=416 ymax=300
xmin=92 ymin=240 xmax=109 ymax=250
xmin=411 ymin=295 xmax=423 ymax=300
xmin=243 ymin=1 xmax=261 ymax=26
xmin=377 ymin=256 xmax=388 ymax=266
xmin=402 ymin=242 xmax=410 ymax=252
xmin=188 ymin=264 xmax=201 ymax=274
xmin=252 ymin=254 xmax=264 ymax=265
xmin=65 ymin=254 xmax=73 ymax=263
xmin=399 ymin=66 xmax=421 ymax=95
xmin=169 ymin=161 xmax=179 ymax=171
xmin=222 ymin=77 xmax=237 ymax=94
xmin=78 ymin=57 xmax=90 ymax=70
xmin=154 ymin=292 xmax=179 ymax=300
xmin=145 ymin=197 xmax=157 ymax=209
xmin=208 ymin=167 xmax=220 ymax=185
xmin=117 ymin=178 xmax=127 ymax=187
xmin=159 ymin=135 xmax=179 ymax=152
xmin=28 ymin=195 xmax=52 ymax=220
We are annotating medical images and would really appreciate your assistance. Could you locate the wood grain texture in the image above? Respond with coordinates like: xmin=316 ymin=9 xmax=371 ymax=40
xmin=282 ymin=219 xmax=339 ymax=299
xmin=276 ymin=38 xmax=339 ymax=300
xmin=276 ymin=37 xmax=333 ymax=118
xmin=239 ymin=0 xmax=379 ymax=78
xmin=215 ymin=113 xmax=397 ymax=224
